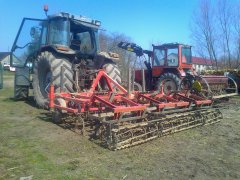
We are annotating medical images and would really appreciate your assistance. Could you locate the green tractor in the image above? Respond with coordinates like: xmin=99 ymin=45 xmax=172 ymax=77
xmin=11 ymin=10 xmax=121 ymax=108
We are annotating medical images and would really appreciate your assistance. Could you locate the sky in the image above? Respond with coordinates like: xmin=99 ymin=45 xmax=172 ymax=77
xmin=0 ymin=0 xmax=199 ymax=52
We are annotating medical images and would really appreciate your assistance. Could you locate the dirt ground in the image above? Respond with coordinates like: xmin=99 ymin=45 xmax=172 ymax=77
xmin=0 ymin=73 xmax=240 ymax=179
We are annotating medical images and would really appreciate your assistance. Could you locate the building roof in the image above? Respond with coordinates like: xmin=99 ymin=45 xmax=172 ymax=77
xmin=192 ymin=56 xmax=214 ymax=66
xmin=0 ymin=52 xmax=10 ymax=61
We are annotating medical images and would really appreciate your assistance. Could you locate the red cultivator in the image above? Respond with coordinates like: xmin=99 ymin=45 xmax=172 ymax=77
xmin=49 ymin=70 xmax=222 ymax=150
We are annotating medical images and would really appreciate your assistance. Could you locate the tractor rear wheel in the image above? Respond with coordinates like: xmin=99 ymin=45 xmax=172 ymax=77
xmin=103 ymin=63 xmax=121 ymax=84
xmin=157 ymin=73 xmax=180 ymax=94
xmin=133 ymin=82 xmax=142 ymax=91
xmin=33 ymin=51 xmax=74 ymax=108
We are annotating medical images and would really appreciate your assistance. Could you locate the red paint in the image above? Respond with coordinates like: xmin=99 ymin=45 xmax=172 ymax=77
xmin=49 ymin=85 xmax=55 ymax=109
xmin=49 ymin=69 xmax=213 ymax=120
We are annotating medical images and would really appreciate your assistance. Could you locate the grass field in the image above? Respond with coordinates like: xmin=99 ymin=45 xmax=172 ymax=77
xmin=0 ymin=73 xmax=240 ymax=179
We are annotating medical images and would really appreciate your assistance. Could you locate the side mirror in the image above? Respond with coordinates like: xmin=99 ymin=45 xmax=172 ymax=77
xmin=30 ymin=27 xmax=36 ymax=38
xmin=0 ymin=63 xmax=3 ymax=89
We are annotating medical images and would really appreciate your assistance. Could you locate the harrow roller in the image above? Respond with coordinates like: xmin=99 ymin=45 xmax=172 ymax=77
xmin=49 ymin=70 xmax=223 ymax=150
xmin=102 ymin=108 xmax=222 ymax=150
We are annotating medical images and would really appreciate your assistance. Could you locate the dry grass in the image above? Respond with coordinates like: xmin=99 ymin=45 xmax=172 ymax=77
xmin=0 ymin=74 xmax=240 ymax=179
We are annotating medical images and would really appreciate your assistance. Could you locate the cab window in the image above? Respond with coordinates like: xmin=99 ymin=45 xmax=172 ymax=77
xmin=154 ymin=49 xmax=164 ymax=66
xmin=167 ymin=48 xmax=178 ymax=66
xmin=182 ymin=47 xmax=192 ymax=64
xmin=48 ymin=18 xmax=70 ymax=46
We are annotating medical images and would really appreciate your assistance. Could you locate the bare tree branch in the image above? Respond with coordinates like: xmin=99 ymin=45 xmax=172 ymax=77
xmin=217 ymin=0 xmax=233 ymax=68
xmin=191 ymin=0 xmax=219 ymax=69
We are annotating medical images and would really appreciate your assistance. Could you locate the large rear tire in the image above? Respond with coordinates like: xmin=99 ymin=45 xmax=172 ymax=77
xmin=33 ymin=51 xmax=74 ymax=108
xmin=103 ymin=63 xmax=121 ymax=84
xmin=157 ymin=73 xmax=180 ymax=94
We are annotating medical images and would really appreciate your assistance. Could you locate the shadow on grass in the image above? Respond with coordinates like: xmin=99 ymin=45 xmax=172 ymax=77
xmin=19 ymin=96 xmax=109 ymax=150
xmin=2 ymin=96 xmax=39 ymax=109
xmin=2 ymin=97 xmax=16 ymax=102
xmin=37 ymin=112 xmax=52 ymax=122
xmin=24 ymin=96 xmax=39 ymax=108
xmin=37 ymin=112 xmax=110 ymax=150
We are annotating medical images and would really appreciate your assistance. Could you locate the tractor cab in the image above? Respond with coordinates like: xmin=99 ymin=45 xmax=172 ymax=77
xmin=11 ymin=12 xmax=101 ymax=68
xmin=152 ymin=43 xmax=194 ymax=77
xmin=47 ymin=12 xmax=100 ymax=55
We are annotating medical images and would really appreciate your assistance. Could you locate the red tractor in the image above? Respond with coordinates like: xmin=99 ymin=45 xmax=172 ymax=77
xmin=118 ymin=42 xmax=238 ymax=98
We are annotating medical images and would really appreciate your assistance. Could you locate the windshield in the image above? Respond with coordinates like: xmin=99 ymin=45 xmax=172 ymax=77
xmin=182 ymin=47 xmax=192 ymax=64
xmin=70 ymin=31 xmax=93 ymax=53
xmin=154 ymin=49 xmax=165 ymax=66
xmin=48 ymin=18 xmax=70 ymax=46
xmin=167 ymin=48 xmax=178 ymax=66
xmin=153 ymin=47 xmax=178 ymax=67
xmin=70 ymin=21 xmax=98 ymax=54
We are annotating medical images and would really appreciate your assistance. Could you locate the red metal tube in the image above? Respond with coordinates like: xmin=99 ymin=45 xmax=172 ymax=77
xmin=49 ymin=85 xmax=55 ymax=110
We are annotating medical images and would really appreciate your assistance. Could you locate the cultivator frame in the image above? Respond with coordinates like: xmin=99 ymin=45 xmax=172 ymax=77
xmin=49 ymin=70 xmax=222 ymax=150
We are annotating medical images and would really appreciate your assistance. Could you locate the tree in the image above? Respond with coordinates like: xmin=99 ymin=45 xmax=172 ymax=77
xmin=232 ymin=2 xmax=240 ymax=68
xmin=99 ymin=31 xmax=137 ymax=80
xmin=191 ymin=0 xmax=240 ymax=70
xmin=217 ymin=0 xmax=233 ymax=68
xmin=191 ymin=0 xmax=219 ymax=69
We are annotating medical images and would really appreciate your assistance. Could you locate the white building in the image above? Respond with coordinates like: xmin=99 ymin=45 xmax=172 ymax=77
xmin=192 ymin=56 xmax=214 ymax=74
xmin=0 ymin=52 xmax=15 ymax=71
xmin=0 ymin=52 xmax=11 ymax=65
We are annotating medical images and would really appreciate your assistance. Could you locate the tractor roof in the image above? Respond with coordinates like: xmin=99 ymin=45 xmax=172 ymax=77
xmin=47 ymin=12 xmax=101 ymax=29
xmin=154 ymin=43 xmax=191 ymax=49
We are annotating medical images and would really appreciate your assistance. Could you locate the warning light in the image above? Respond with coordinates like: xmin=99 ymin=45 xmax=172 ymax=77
xmin=44 ymin=5 xmax=48 ymax=16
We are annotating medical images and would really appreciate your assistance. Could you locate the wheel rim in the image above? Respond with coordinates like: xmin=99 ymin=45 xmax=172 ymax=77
xmin=163 ymin=79 xmax=177 ymax=93
xmin=179 ymin=75 xmax=212 ymax=98
xmin=44 ymin=71 xmax=52 ymax=93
